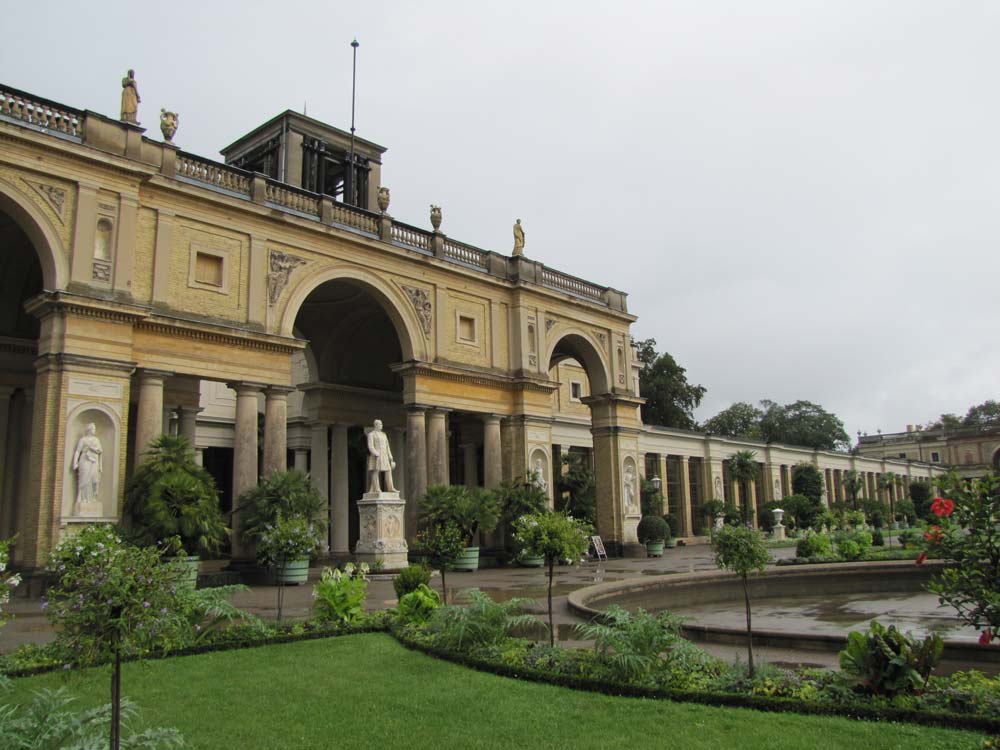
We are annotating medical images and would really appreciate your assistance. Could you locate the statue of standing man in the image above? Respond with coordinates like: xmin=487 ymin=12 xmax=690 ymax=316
xmin=512 ymin=218 xmax=525 ymax=256
xmin=366 ymin=419 xmax=396 ymax=494
xmin=120 ymin=69 xmax=140 ymax=124
xmin=72 ymin=423 xmax=103 ymax=509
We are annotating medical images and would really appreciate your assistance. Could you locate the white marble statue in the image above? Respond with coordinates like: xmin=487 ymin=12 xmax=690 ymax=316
xmin=366 ymin=419 xmax=396 ymax=493
xmin=533 ymin=457 xmax=547 ymax=493
xmin=623 ymin=464 xmax=637 ymax=511
xmin=72 ymin=423 xmax=103 ymax=508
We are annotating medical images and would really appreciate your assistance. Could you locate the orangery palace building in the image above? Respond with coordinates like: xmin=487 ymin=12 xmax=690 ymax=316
xmin=0 ymin=79 xmax=943 ymax=568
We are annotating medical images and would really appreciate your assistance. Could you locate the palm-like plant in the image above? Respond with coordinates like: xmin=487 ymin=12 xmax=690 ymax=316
xmin=575 ymin=605 xmax=686 ymax=681
xmin=423 ymin=588 xmax=538 ymax=651
xmin=843 ymin=469 xmax=864 ymax=509
xmin=124 ymin=435 xmax=227 ymax=556
xmin=729 ymin=450 xmax=759 ymax=524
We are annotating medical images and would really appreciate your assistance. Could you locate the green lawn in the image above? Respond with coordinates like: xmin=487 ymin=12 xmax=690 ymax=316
xmin=4 ymin=634 xmax=988 ymax=750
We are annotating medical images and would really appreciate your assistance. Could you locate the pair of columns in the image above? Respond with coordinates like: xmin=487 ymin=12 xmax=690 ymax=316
xmin=134 ymin=371 xmax=291 ymax=558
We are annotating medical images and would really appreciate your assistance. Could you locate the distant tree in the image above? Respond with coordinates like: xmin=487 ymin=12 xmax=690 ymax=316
xmin=909 ymin=480 xmax=933 ymax=520
xmin=792 ymin=463 xmax=825 ymax=504
xmin=728 ymin=450 xmax=759 ymax=524
xmin=963 ymin=400 xmax=1000 ymax=429
xmin=703 ymin=402 xmax=763 ymax=440
xmin=556 ymin=452 xmax=596 ymax=526
xmin=926 ymin=413 xmax=963 ymax=430
xmin=759 ymin=400 xmax=850 ymax=451
xmin=633 ymin=338 xmax=706 ymax=430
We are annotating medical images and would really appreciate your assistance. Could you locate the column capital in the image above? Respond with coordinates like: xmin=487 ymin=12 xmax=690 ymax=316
xmin=227 ymin=381 xmax=267 ymax=396
xmin=264 ymin=385 xmax=296 ymax=397
xmin=480 ymin=413 xmax=502 ymax=426
xmin=137 ymin=368 xmax=174 ymax=382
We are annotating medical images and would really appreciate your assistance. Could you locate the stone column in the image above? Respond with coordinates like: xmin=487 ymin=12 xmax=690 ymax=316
xmin=658 ymin=454 xmax=669 ymax=515
xmin=293 ymin=449 xmax=308 ymax=472
xmin=162 ymin=406 xmax=175 ymax=436
xmin=330 ymin=423 xmax=350 ymax=556
xmin=177 ymin=405 xmax=201 ymax=451
xmin=426 ymin=408 xmax=449 ymax=486
xmin=230 ymin=382 xmax=263 ymax=561
xmin=461 ymin=443 xmax=479 ymax=488
xmin=389 ymin=426 xmax=406 ymax=499
xmin=678 ymin=456 xmax=692 ymax=536
xmin=824 ymin=468 xmax=834 ymax=506
xmin=482 ymin=415 xmax=502 ymax=490
xmin=310 ymin=423 xmax=329 ymax=546
xmin=135 ymin=370 xmax=170 ymax=462
xmin=262 ymin=387 xmax=291 ymax=477
xmin=405 ymin=407 xmax=427 ymax=539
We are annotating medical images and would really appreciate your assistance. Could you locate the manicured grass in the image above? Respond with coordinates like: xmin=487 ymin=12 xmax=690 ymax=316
xmin=5 ymin=634 xmax=987 ymax=749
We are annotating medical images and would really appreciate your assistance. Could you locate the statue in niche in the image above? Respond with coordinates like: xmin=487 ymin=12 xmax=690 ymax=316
xmin=72 ymin=423 xmax=103 ymax=509
xmin=714 ymin=476 xmax=723 ymax=499
xmin=120 ymin=69 xmax=140 ymax=124
xmin=623 ymin=463 xmax=637 ymax=512
xmin=512 ymin=218 xmax=525 ymax=256
xmin=366 ymin=419 xmax=396 ymax=493
xmin=532 ymin=457 xmax=548 ymax=494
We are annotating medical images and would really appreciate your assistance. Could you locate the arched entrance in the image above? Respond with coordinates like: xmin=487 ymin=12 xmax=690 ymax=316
xmin=287 ymin=275 xmax=415 ymax=556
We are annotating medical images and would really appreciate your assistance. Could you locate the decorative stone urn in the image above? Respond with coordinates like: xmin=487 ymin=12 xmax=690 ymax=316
xmin=377 ymin=186 xmax=391 ymax=213
xmin=355 ymin=490 xmax=409 ymax=570
xmin=430 ymin=204 xmax=442 ymax=231
xmin=159 ymin=109 xmax=178 ymax=143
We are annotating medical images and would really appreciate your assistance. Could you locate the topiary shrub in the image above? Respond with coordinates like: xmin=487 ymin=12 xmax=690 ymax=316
xmin=637 ymin=515 xmax=669 ymax=544
xmin=662 ymin=513 xmax=679 ymax=538
xmin=393 ymin=563 xmax=432 ymax=599
xmin=834 ymin=529 xmax=873 ymax=560
xmin=871 ymin=528 xmax=885 ymax=547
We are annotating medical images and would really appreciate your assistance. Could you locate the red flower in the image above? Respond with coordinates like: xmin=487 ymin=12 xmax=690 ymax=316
xmin=915 ymin=552 xmax=927 ymax=565
xmin=931 ymin=497 xmax=954 ymax=517
xmin=980 ymin=630 xmax=993 ymax=646
xmin=924 ymin=525 xmax=943 ymax=544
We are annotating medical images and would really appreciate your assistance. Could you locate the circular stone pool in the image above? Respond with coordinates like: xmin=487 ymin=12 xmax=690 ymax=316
xmin=567 ymin=560 xmax=999 ymax=673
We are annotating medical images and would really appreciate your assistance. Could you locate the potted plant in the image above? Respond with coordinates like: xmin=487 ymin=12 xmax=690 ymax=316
xmin=237 ymin=469 xmax=328 ymax=580
xmin=420 ymin=484 xmax=500 ymax=572
xmin=662 ymin=513 xmax=679 ymax=547
xmin=123 ymin=434 xmax=227 ymax=588
xmin=494 ymin=475 xmax=548 ymax=566
xmin=637 ymin=515 xmax=669 ymax=557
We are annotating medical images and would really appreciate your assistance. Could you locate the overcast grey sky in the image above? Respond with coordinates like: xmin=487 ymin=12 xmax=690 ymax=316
xmin=3 ymin=1 xmax=997 ymax=442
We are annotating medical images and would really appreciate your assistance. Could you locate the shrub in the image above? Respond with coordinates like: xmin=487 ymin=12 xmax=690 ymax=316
xmin=637 ymin=515 xmax=669 ymax=544
xmin=255 ymin=513 xmax=322 ymax=566
xmin=420 ymin=485 xmax=500 ymax=544
xmin=423 ymin=589 xmax=538 ymax=651
xmin=782 ymin=494 xmax=823 ymax=530
xmin=792 ymin=463 xmax=824 ymax=504
xmin=312 ymin=564 xmax=369 ymax=627
xmin=393 ymin=563 xmax=432 ymax=599
xmin=898 ymin=528 xmax=922 ymax=549
xmin=795 ymin=532 xmax=832 ymax=558
xmin=0 ymin=538 xmax=20 ymax=631
xmin=834 ymin=529 xmax=872 ymax=560
xmin=871 ymin=529 xmax=885 ymax=547
xmin=237 ymin=470 xmax=327 ymax=545
xmin=662 ymin=513 xmax=679 ymax=538
xmin=839 ymin=619 xmax=943 ymax=696
xmin=576 ymin=604 xmax=686 ymax=681
xmin=396 ymin=583 xmax=441 ymax=625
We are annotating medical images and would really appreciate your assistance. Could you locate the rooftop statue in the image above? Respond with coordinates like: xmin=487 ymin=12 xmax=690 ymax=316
xmin=120 ymin=69 xmax=140 ymax=124
xmin=512 ymin=218 xmax=525 ymax=256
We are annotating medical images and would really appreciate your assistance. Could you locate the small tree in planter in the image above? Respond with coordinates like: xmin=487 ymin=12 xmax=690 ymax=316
xmin=636 ymin=515 xmax=670 ymax=557
xmin=711 ymin=523 xmax=770 ymax=677
xmin=124 ymin=435 xmax=227 ymax=585
xmin=728 ymin=450 xmax=759 ymax=525
xmin=256 ymin=512 xmax=323 ymax=621
xmin=494 ymin=475 xmax=548 ymax=563
xmin=420 ymin=485 xmax=500 ymax=571
xmin=416 ymin=521 xmax=466 ymax=603
xmin=513 ymin=512 xmax=590 ymax=646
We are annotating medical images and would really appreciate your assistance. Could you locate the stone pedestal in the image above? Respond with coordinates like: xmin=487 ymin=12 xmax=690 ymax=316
xmin=355 ymin=491 xmax=409 ymax=569
xmin=772 ymin=523 xmax=786 ymax=541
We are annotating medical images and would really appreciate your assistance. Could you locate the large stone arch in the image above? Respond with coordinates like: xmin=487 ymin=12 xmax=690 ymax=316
xmin=544 ymin=325 xmax=612 ymax=395
xmin=0 ymin=176 xmax=69 ymax=290
xmin=279 ymin=265 xmax=426 ymax=362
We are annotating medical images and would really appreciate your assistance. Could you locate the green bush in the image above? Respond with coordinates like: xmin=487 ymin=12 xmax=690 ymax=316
xmin=782 ymin=494 xmax=823 ymax=530
xmin=662 ymin=513 xmax=679 ymax=538
xmin=898 ymin=528 xmax=922 ymax=549
xmin=237 ymin=470 xmax=327 ymax=546
xmin=393 ymin=563 xmax=432 ymax=599
xmin=833 ymin=529 xmax=872 ymax=560
xmin=312 ymin=564 xmax=369 ymax=627
xmin=839 ymin=619 xmax=943 ymax=696
xmin=795 ymin=532 xmax=832 ymax=558
xmin=871 ymin=529 xmax=885 ymax=547
xmin=424 ymin=589 xmax=538 ymax=651
xmin=420 ymin=485 xmax=500 ymax=544
xmin=575 ymin=604 xmax=686 ymax=681
xmin=396 ymin=584 xmax=441 ymax=625
xmin=637 ymin=515 xmax=669 ymax=544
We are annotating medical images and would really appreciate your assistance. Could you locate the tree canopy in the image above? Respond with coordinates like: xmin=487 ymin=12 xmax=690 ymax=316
xmin=925 ymin=399 xmax=1000 ymax=431
xmin=633 ymin=338 xmax=706 ymax=430
xmin=702 ymin=399 xmax=849 ymax=451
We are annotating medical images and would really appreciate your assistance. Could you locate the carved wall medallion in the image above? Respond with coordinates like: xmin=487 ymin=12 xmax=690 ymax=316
xmin=267 ymin=250 xmax=306 ymax=305
xmin=92 ymin=261 xmax=111 ymax=282
xmin=545 ymin=318 xmax=556 ymax=332
xmin=26 ymin=181 xmax=67 ymax=222
xmin=401 ymin=284 xmax=432 ymax=336
xmin=595 ymin=331 xmax=607 ymax=348
xmin=528 ymin=354 xmax=537 ymax=367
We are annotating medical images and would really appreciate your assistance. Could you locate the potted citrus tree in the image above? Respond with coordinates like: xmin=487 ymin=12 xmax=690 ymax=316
xmin=237 ymin=469 xmax=327 ymax=583
xmin=420 ymin=484 xmax=500 ymax=571
xmin=494 ymin=474 xmax=548 ymax=566
xmin=124 ymin=434 xmax=227 ymax=588
xmin=637 ymin=515 xmax=669 ymax=557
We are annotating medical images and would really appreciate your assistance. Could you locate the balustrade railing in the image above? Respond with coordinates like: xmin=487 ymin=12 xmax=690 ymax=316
xmin=540 ymin=267 xmax=606 ymax=303
xmin=177 ymin=153 xmax=252 ymax=195
xmin=265 ymin=182 xmax=320 ymax=216
xmin=391 ymin=222 xmax=432 ymax=251
xmin=0 ymin=85 xmax=82 ymax=138
xmin=330 ymin=202 xmax=378 ymax=234
xmin=442 ymin=238 xmax=489 ymax=268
